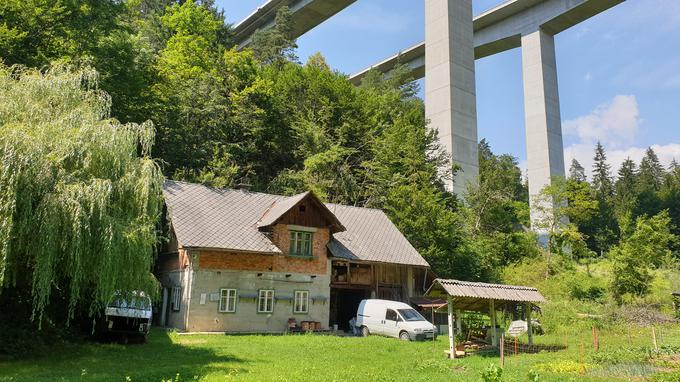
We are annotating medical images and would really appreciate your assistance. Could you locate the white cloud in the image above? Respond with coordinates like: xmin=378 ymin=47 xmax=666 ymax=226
xmin=562 ymin=95 xmax=679 ymax=178
xmin=584 ymin=72 xmax=592 ymax=81
xmin=563 ymin=95 xmax=640 ymax=149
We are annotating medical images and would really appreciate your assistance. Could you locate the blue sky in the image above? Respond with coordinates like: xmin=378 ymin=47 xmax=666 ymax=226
xmin=218 ymin=0 xmax=680 ymax=177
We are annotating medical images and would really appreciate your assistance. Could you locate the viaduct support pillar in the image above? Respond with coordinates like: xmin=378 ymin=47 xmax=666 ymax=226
xmin=425 ymin=0 xmax=478 ymax=195
xmin=521 ymin=28 xmax=566 ymax=234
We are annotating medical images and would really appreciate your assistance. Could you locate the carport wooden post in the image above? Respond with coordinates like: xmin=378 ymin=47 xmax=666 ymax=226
xmin=447 ymin=295 xmax=455 ymax=359
xmin=490 ymin=300 xmax=497 ymax=347
xmin=526 ymin=303 xmax=533 ymax=345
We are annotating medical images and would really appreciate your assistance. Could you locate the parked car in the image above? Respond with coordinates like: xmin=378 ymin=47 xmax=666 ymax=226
xmin=355 ymin=299 xmax=437 ymax=341
xmin=103 ymin=291 xmax=152 ymax=341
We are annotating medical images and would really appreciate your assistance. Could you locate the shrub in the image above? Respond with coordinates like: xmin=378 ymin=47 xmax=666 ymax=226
xmin=535 ymin=360 xmax=588 ymax=374
xmin=649 ymin=370 xmax=680 ymax=382
xmin=481 ymin=363 xmax=503 ymax=382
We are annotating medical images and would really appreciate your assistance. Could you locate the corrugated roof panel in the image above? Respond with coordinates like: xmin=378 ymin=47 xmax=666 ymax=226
xmin=427 ymin=279 xmax=546 ymax=303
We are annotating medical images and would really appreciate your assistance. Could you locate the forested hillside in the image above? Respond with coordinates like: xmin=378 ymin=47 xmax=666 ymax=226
xmin=1 ymin=0 xmax=679 ymax=342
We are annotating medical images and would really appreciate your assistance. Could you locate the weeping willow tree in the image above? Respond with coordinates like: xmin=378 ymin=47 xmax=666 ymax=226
xmin=0 ymin=64 xmax=164 ymax=325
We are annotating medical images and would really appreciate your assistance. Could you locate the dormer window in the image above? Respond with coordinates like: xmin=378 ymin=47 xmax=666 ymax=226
xmin=289 ymin=231 xmax=313 ymax=257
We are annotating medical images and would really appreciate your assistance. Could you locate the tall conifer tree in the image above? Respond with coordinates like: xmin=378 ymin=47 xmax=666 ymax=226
xmin=614 ymin=157 xmax=638 ymax=218
xmin=592 ymin=142 xmax=613 ymax=198
xmin=569 ymin=159 xmax=587 ymax=182
xmin=638 ymin=147 xmax=666 ymax=191
xmin=590 ymin=142 xmax=618 ymax=253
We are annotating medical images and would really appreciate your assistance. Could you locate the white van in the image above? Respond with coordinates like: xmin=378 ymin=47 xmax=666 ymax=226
xmin=354 ymin=299 xmax=437 ymax=341
xmin=103 ymin=291 xmax=152 ymax=341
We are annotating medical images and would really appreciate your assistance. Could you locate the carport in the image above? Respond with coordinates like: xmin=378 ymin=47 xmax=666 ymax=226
xmin=424 ymin=279 xmax=546 ymax=359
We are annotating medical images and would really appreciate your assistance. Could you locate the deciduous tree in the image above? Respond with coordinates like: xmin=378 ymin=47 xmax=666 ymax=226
xmin=0 ymin=65 xmax=164 ymax=324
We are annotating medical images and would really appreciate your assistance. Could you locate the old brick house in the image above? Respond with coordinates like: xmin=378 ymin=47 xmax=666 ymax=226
xmin=156 ymin=180 xmax=431 ymax=332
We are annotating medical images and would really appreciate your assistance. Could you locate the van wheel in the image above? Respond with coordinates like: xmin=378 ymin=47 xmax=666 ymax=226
xmin=399 ymin=331 xmax=410 ymax=341
xmin=360 ymin=326 xmax=370 ymax=337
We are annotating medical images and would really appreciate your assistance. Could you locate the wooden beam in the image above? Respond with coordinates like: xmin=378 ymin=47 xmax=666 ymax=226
xmin=372 ymin=263 xmax=378 ymax=299
xmin=490 ymin=300 xmax=497 ymax=347
xmin=526 ymin=302 xmax=533 ymax=346
xmin=448 ymin=295 xmax=455 ymax=359
xmin=329 ymin=283 xmax=373 ymax=290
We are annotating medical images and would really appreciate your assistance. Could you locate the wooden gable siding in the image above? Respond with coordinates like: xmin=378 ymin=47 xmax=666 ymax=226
xmin=275 ymin=196 xmax=333 ymax=228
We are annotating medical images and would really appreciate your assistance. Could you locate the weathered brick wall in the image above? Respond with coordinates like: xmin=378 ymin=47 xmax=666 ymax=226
xmin=198 ymin=224 xmax=330 ymax=275
xmin=156 ymin=249 xmax=190 ymax=273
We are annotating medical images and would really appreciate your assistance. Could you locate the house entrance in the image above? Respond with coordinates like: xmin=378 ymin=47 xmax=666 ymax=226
xmin=329 ymin=288 xmax=370 ymax=331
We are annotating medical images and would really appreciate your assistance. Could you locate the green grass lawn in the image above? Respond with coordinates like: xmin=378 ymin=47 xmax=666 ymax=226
xmin=1 ymin=325 xmax=679 ymax=382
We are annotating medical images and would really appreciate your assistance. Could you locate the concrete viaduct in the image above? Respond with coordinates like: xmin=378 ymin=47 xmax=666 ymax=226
xmin=233 ymin=0 xmax=624 ymax=228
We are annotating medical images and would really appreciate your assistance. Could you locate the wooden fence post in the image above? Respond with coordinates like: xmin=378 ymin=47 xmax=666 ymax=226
xmin=652 ymin=326 xmax=658 ymax=353
xmin=592 ymin=326 xmax=599 ymax=352
xmin=500 ymin=332 xmax=505 ymax=368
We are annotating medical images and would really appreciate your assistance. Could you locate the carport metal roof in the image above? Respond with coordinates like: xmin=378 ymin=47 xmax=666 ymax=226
xmin=424 ymin=279 xmax=546 ymax=312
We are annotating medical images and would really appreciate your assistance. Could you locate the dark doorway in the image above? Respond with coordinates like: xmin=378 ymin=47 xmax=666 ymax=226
xmin=330 ymin=288 xmax=369 ymax=331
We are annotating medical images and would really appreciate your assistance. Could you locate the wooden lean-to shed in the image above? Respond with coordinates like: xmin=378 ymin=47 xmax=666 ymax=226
xmin=425 ymin=279 xmax=546 ymax=359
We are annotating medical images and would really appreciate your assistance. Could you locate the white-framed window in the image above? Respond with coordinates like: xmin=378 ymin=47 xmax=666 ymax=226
xmin=171 ymin=286 xmax=181 ymax=312
xmin=258 ymin=289 xmax=274 ymax=313
xmin=289 ymin=231 xmax=312 ymax=257
xmin=219 ymin=289 xmax=237 ymax=313
xmin=293 ymin=290 xmax=309 ymax=314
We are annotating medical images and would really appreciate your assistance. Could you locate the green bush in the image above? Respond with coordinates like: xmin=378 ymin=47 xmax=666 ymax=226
xmin=481 ymin=363 xmax=503 ymax=382
xmin=528 ymin=369 xmax=540 ymax=382
xmin=535 ymin=360 xmax=589 ymax=374
xmin=649 ymin=370 xmax=680 ymax=382
xmin=589 ymin=347 xmax=649 ymax=365
xmin=589 ymin=345 xmax=680 ymax=365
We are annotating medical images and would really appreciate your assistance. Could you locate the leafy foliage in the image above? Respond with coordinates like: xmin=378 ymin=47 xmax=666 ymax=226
xmin=251 ymin=6 xmax=298 ymax=64
xmin=481 ymin=363 xmax=503 ymax=382
xmin=0 ymin=65 xmax=164 ymax=323
xmin=610 ymin=211 xmax=677 ymax=302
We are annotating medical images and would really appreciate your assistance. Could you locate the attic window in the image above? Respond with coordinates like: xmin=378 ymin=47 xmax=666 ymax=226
xmin=299 ymin=205 xmax=306 ymax=213
xmin=289 ymin=231 xmax=312 ymax=257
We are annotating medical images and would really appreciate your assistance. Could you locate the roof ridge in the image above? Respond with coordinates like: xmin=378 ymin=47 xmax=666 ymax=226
xmin=164 ymin=179 xmax=285 ymax=199
xmin=325 ymin=202 xmax=384 ymax=212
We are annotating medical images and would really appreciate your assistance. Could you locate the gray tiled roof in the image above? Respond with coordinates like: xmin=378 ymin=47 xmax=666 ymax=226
xmin=163 ymin=180 xmax=283 ymax=254
xmin=163 ymin=180 xmax=429 ymax=267
xmin=258 ymin=191 xmax=309 ymax=228
xmin=326 ymin=204 xmax=429 ymax=267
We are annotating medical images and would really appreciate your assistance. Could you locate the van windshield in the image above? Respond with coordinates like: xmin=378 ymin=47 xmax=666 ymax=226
xmin=397 ymin=309 xmax=426 ymax=322
xmin=108 ymin=295 xmax=150 ymax=310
